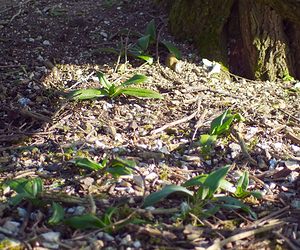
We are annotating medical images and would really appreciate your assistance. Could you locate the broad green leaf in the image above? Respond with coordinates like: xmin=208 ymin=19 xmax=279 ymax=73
xmin=129 ymin=46 xmax=143 ymax=56
xmin=183 ymin=174 xmax=235 ymax=193
xmin=200 ymin=134 xmax=217 ymax=147
xmin=10 ymin=194 xmax=29 ymax=206
xmin=49 ymin=202 xmax=65 ymax=225
xmin=97 ymin=71 xmax=112 ymax=89
xmin=197 ymin=165 xmax=230 ymax=200
xmin=210 ymin=110 xmax=244 ymax=136
xmin=137 ymin=55 xmax=153 ymax=64
xmin=65 ymin=214 xmax=106 ymax=229
xmin=137 ymin=34 xmax=150 ymax=51
xmin=122 ymin=74 xmax=147 ymax=86
xmin=5 ymin=178 xmax=43 ymax=197
xmin=5 ymin=178 xmax=43 ymax=205
xmin=143 ymin=185 xmax=194 ymax=208
xmin=110 ymin=158 xmax=136 ymax=168
xmin=66 ymin=88 xmax=107 ymax=100
xmin=145 ymin=19 xmax=156 ymax=42
xmin=217 ymin=196 xmax=257 ymax=219
xmin=118 ymin=87 xmax=163 ymax=99
xmin=182 ymin=174 xmax=208 ymax=187
xmin=106 ymin=158 xmax=135 ymax=177
xmin=73 ymin=158 xmax=104 ymax=171
xmin=161 ymin=41 xmax=182 ymax=59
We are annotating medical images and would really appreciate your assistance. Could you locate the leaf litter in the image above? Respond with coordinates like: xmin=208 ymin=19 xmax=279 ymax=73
xmin=0 ymin=0 xmax=300 ymax=249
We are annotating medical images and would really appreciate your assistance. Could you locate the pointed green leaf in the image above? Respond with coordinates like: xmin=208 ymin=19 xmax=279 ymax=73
xmin=65 ymin=214 xmax=106 ymax=229
xmin=118 ymin=87 xmax=163 ymax=99
xmin=237 ymin=172 xmax=249 ymax=191
xmin=161 ymin=41 xmax=182 ymax=59
xmin=66 ymin=88 xmax=107 ymax=100
xmin=182 ymin=174 xmax=208 ymax=187
xmin=97 ymin=71 xmax=112 ymax=89
xmin=217 ymin=196 xmax=257 ymax=219
xmin=210 ymin=110 xmax=244 ymax=136
xmin=137 ymin=55 xmax=153 ymax=64
xmin=145 ymin=19 xmax=156 ymax=42
xmin=4 ymin=178 xmax=43 ymax=205
xmin=137 ymin=34 xmax=151 ymax=51
xmin=73 ymin=157 xmax=104 ymax=171
xmin=106 ymin=158 xmax=135 ymax=177
xmin=197 ymin=165 xmax=230 ymax=200
xmin=122 ymin=74 xmax=147 ymax=86
xmin=49 ymin=202 xmax=65 ymax=225
xmin=200 ymin=134 xmax=217 ymax=146
xmin=143 ymin=185 xmax=194 ymax=208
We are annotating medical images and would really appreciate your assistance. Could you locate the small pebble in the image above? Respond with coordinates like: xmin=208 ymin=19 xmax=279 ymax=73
xmin=43 ymin=40 xmax=51 ymax=46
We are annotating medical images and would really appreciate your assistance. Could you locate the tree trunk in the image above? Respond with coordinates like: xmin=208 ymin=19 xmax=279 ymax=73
xmin=159 ymin=0 xmax=300 ymax=81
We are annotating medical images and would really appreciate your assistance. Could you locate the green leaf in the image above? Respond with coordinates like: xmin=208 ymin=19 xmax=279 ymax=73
xmin=199 ymin=134 xmax=217 ymax=157
xmin=210 ymin=110 xmax=244 ymax=136
xmin=49 ymin=202 xmax=65 ymax=225
xmin=237 ymin=172 xmax=249 ymax=191
xmin=161 ymin=41 xmax=182 ymax=59
xmin=118 ymin=87 xmax=163 ymax=99
xmin=122 ymin=74 xmax=147 ymax=86
xmin=200 ymin=134 xmax=217 ymax=147
xmin=197 ymin=165 xmax=230 ymax=200
xmin=66 ymin=88 xmax=107 ymax=100
xmin=217 ymin=196 xmax=257 ymax=219
xmin=97 ymin=71 xmax=112 ymax=89
xmin=249 ymin=191 xmax=263 ymax=199
xmin=73 ymin=158 xmax=104 ymax=171
xmin=101 ymin=207 xmax=117 ymax=226
xmin=137 ymin=55 xmax=153 ymax=64
xmin=145 ymin=19 xmax=156 ymax=42
xmin=182 ymin=174 xmax=208 ymax=187
xmin=65 ymin=214 xmax=106 ymax=229
xmin=143 ymin=185 xmax=194 ymax=208
xmin=137 ymin=34 xmax=150 ymax=51
xmin=4 ymin=178 xmax=43 ymax=205
xmin=107 ymin=158 xmax=135 ymax=177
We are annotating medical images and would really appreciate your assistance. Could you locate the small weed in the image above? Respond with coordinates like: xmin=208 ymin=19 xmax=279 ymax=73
xmin=143 ymin=165 xmax=261 ymax=220
xmin=66 ymin=72 xmax=163 ymax=100
xmin=199 ymin=109 xmax=244 ymax=158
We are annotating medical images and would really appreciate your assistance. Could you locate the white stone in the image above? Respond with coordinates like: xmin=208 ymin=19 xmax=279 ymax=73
xmin=41 ymin=232 xmax=60 ymax=242
xmin=43 ymin=40 xmax=51 ymax=46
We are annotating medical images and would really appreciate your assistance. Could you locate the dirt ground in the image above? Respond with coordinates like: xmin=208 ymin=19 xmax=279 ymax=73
xmin=0 ymin=0 xmax=300 ymax=249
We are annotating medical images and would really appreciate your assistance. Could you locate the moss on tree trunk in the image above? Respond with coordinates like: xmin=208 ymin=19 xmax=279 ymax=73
xmin=160 ymin=0 xmax=300 ymax=81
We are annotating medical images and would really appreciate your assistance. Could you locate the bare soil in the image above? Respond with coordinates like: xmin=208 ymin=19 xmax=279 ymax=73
xmin=0 ymin=0 xmax=300 ymax=249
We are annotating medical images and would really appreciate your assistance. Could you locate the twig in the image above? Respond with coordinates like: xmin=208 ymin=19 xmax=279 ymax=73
xmin=279 ymin=108 xmax=300 ymax=123
xmin=231 ymin=130 xmax=257 ymax=166
xmin=151 ymin=111 xmax=198 ymax=135
xmin=183 ymin=86 xmax=242 ymax=99
xmin=274 ymin=231 xmax=300 ymax=250
xmin=207 ymin=220 xmax=285 ymax=250
xmin=88 ymin=193 xmax=97 ymax=215
xmin=254 ymin=206 xmax=290 ymax=226
xmin=0 ymin=64 xmax=26 ymax=68
xmin=114 ymin=37 xmax=123 ymax=73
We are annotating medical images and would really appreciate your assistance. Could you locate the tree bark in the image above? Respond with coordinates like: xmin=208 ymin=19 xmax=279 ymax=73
xmin=159 ymin=0 xmax=300 ymax=81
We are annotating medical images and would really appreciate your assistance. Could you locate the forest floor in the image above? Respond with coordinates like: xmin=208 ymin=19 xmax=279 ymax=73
xmin=1 ymin=0 xmax=300 ymax=249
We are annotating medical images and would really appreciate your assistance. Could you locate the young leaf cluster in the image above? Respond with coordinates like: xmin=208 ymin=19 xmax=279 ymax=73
xmin=200 ymin=109 xmax=244 ymax=158
xmin=66 ymin=72 xmax=163 ymax=100
xmin=143 ymin=165 xmax=261 ymax=219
